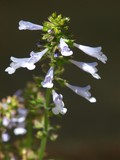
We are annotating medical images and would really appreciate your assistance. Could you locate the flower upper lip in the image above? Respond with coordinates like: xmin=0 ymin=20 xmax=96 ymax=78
xmin=70 ymin=60 xmax=101 ymax=79
xmin=59 ymin=38 xmax=73 ymax=56
xmin=18 ymin=20 xmax=43 ymax=30
xmin=73 ymin=43 xmax=107 ymax=63
xmin=41 ymin=66 xmax=54 ymax=88
xmin=65 ymin=83 xmax=96 ymax=103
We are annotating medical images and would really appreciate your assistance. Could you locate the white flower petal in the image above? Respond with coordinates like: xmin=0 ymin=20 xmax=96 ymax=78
xmin=60 ymin=107 xmax=67 ymax=115
xmin=52 ymin=107 xmax=60 ymax=115
xmin=92 ymin=73 xmax=101 ymax=79
xmin=89 ymin=97 xmax=96 ymax=103
xmin=59 ymin=38 xmax=73 ymax=56
xmin=19 ymin=20 xmax=43 ymax=30
xmin=5 ymin=67 xmax=16 ymax=74
xmin=27 ymin=64 xmax=36 ymax=70
xmin=21 ymin=62 xmax=36 ymax=70
xmin=52 ymin=106 xmax=67 ymax=115
xmin=14 ymin=127 xmax=27 ymax=135
xmin=70 ymin=60 xmax=101 ymax=79
xmin=73 ymin=43 xmax=107 ymax=63
xmin=66 ymin=83 xmax=96 ymax=103
xmin=41 ymin=67 xmax=54 ymax=88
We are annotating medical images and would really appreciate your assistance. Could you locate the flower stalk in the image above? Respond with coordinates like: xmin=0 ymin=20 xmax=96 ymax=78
xmin=2 ymin=12 xmax=107 ymax=159
xmin=38 ymin=89 xmax=51 ymax=159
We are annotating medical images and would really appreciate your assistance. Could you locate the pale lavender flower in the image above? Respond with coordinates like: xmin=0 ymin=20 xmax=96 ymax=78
xmin=73 ymin=43 xmax=107 ymax=63
xmin=14 ymin=90 xmax=24 ymax=102
xmin=54 ymin=52 xmax=60 ymax=58
xmin=10 ymin=109 xmax=27 ymax=134
xmin=11 ymin=116 xmax=25 ymax=123
xmin=59 ymin=38 xmax=73 ymax=56
xmin=66 ymin=83 xmax=96 ymax=103
xmin=41 ymin=67 xmax=54 ymax=88
xmin=1 ymin=132 xmax=10 ymax=142
xmin=17 ymin=108 xmax=28 ymax=117
xmin=19 ymin=20 xmax=43 ymax=30
xmin=52 ymin=90 xmax=67 ymax=115
xmin=70 ymin=60 xmax=101 ymax=79
xmin=5 ymin=48 xmax=48 ymax=74
xmin=2 ymin=117 xmax=10 ymax=127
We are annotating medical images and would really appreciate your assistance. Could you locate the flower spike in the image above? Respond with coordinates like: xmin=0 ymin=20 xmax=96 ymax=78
xmin=5 ymin=13 xmax=107 ymax=116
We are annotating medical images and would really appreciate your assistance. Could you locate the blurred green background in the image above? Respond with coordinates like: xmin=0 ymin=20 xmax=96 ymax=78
xmin=0 ymin=0 xmax=120 ymax=159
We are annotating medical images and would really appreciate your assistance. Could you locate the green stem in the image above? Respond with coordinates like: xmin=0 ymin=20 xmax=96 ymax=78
xmin=38 ymin=89 xmax=51 ymax=160
xmin=26 ymin=116 xmax=33 ymax=148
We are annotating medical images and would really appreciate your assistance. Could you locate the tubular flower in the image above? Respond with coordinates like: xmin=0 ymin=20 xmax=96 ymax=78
xmin=59 ymin=38 xmax=73 ymax=56
xmin=1 ymin=132 xmax=10 ymax=142
xmin=70 ymin=60 xmax=101 ymax=79
xmin=18 ymin=20 xmax=43 ymax=30
xmin=5 ymin=48 xmax=48 ymax=74
xmin=66 ymin=83 xmax=96 ymax=103
xmin=2 ymin=117 xmax=10 ymax=127
xmin=52 ymin=90 xmax=67 ymax=115
xmin=41 ymin=67 xmax=54 ymax=88
xmin=73 ymin=43 xmax=107 ymax=63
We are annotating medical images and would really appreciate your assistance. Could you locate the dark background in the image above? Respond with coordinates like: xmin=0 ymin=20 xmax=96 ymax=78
xmin=0 ymin=0 xmax=120 ymax=159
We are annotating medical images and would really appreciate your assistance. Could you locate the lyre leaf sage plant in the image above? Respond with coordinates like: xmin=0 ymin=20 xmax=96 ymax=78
xmin=1 ymin=12 xmax=107 ymax=159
